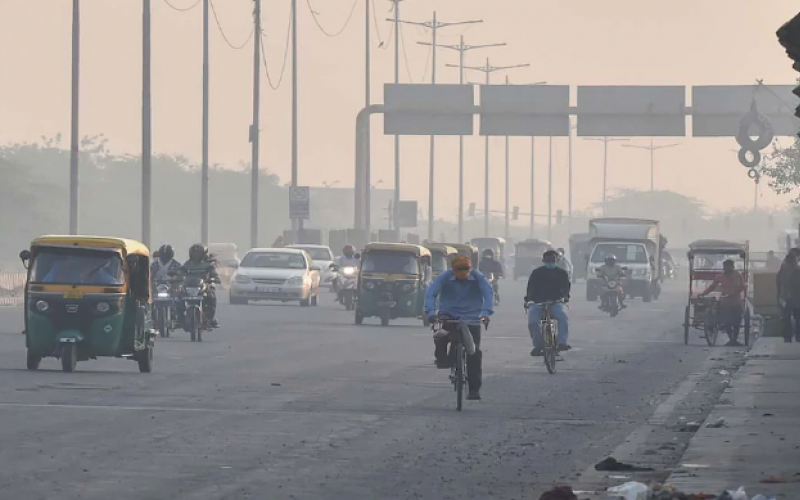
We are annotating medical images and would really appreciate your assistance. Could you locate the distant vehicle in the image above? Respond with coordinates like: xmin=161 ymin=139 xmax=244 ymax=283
xmin=208 ymin=243 xmax=239 ymax=288
xmin=287 ymin=244 xmax=336 ymax=291
xmin=569 ymin=233 xmax=592 ymax=282
xmin=229 ymin=248 xmax=321 ymax=307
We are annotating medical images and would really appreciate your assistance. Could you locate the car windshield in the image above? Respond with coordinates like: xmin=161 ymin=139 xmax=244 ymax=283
xmin=362 ymin=252 xmax=419 ymax=274
xmin=31 ymin=248 xmax=125 ymax=285
xmin=294 ymin=247 xmax=333 ymax=261
xmin=431 ymin=252 xmax=448 ymax=272
xmin=590 ymin=244 xmax=648 ymax=264
xmin=241 ymin=252 xmax=307 ymax=269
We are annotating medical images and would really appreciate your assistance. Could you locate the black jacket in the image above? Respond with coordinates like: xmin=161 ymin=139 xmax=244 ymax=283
xmin=525 ymin=266 xmax=571 ymax=304
xmin=479 ymin=258 xmax=504 ymax=277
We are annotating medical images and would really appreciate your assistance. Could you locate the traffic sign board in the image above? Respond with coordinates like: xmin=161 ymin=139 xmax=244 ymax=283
xmin=384 ymin=84 xmax=474 ymax=136
xmin=289 ymin=186 xmax=310 ymax=220
xmin=480 ymin=85 xmax=570 ymax=137
xmin=577 ymin=86 xmax=686 ymax=137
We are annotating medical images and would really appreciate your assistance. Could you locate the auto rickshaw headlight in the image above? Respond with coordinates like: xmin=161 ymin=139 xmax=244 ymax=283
xmin=156 ymin=284 xmax=170 ymax=298
xmin=35 ymin=300 xmax=49 ymax=312
xmin=96 ymin=301 xmax=110 ymax=313
xmin=364 ymin=281 xmax=375 ymax=290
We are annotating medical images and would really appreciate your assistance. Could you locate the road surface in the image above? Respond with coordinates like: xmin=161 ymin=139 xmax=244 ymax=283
xmin=0 ymin=280 xmax=742 ymax=499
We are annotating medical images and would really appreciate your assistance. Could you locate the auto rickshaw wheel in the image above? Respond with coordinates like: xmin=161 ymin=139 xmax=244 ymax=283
xmin=26 ymin=350 xmax=41 ymax=371
xmin=744 ymin=307 xmax=751 ymax=346
xmin=683 ymin=306 xmax=690 ymax=345
xmin=642 ymin=287 xmax=653 ymax=303
xmin=380 ymin=311 xmax=390 ymax=327
xmin=300 ymin=297 xmax=311 ymax=307
xmin=61 ymin=344 xmax=77 ymax=373
xmin=137 ymin=346 xmax=153 ymax=373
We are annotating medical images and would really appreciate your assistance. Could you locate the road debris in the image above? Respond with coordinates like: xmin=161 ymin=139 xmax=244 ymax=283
xmin=594 ymin=457 xmax=654 ymax=472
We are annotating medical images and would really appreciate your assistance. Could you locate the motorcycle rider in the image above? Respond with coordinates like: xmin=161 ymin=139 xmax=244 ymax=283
xmin=181 ymin=243 xmax=220 ymax=328
xmin=526 ymin=250 xmax=571 ymax=356
xmin=555 ymin=247 xmax=573 ymax=278
xmin=151 ymin=244 xmax=182 ymax=284
xmin=478 ymin=249 xmax=504 ymax=303
xmin=699 ymin=259 xmax=746 ymax=346
xmin=334 ymin=244 xmax=360 ymax=302
xmin=595 ymin=255 xmax=626 ymax=310
xmin=425 ymin=255 xmax=493 ymax=401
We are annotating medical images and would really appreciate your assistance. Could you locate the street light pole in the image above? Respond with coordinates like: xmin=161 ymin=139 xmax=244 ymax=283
xmin=548 ymin=136 xmax=553 ymax=241
xmin=438 ymin=38 xmax=505 ymax=242
xmin=69 ymin=0 xmax=80 ymax=235
xmin=250 ymin=0 xmax=262 ymax=249
xmin=393 ymin=14 xmax=481 ymax=242
xmin=142 ymin=0 xmax=152 ymax=247
xmin=622 ymin=139 xmax=679 ymax=192
xmin=201 ymin=0 xmax=209 ymax=244
xmin=384 ymin=0 xmax=404 ymax=233
xmin=365 ymin=0 xmax=371 ymax=234
xmin=584 ymin=137 xmax=628 ymax=215
xmin=461 ymin=59 xmax=529 ymax=237
xmin=291 ymin=0 xmax=300 ymax=235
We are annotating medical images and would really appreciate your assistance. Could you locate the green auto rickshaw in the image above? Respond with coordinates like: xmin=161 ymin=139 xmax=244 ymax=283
xmin=355 ymin=243 xmax=431 ymax=327
xmin=447 ymin=243 xmax=479 ymax=269
xmin=424 ymin=244 xmax=458 ymax=279
xmin=19 ymin=235 xmax=156 ymax=373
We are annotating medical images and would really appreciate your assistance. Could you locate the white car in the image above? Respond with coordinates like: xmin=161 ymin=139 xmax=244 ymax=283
xmin=229 ymin=248 xmax=321 ymax=306
xmin=287 ymin=244 xmax=336 ymax=290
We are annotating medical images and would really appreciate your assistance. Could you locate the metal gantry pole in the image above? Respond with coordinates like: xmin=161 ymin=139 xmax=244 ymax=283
xmin=250 ymin=0 xmax=262 ymax=249
xmin=142 ymin=0 xmax=152 ymax=248
xmin=69 ymin=0 xmax=80 ymax=235
xmin=201 ymin=0 xmax=210 ymax=244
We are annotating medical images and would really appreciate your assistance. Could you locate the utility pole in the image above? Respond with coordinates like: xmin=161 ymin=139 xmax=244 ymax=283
xmin=250 ymin=0 xmax=262 ymax=249
xmin=291 ymin=0 xmax=300 ymax=236
xmin=142 ymin=0 xmax=152 ymax=247
xmin=462 ymin=59 xmax=529 ymax=237
xmin=201 ymin=0 xmax=210 ymax=244
xmin=365 ymin=0 xmax=371 ymax=233
xmin=568 ymin=118 xmax=575 ymax=234
xmin=622 ymin=139 xmax=679 ymax=192
xmin=584 ymin=137 xmax=628 ymax=215
xmin=69 ymin=0 xmax=80 ymax=235
xmin=530 ymin=137 xmax=535 ymax=238
xmin=398 ymin=14 xmax=481 ymax=241
xmin=439 ymin=37 xmax=505 ymax=243
xmin=385 ymin=0 xmax=404 ymax=234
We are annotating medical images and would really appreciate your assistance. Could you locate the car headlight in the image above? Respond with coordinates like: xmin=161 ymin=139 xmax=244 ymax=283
xmin=184 ymin=286 xmax=201 ymax=296
xmin=35 ymin=300 xmax=49 ymax=312
xmin=287 ymin=276 xmax=304 ymax=285
xmin=233 ymin=274 xmax=252 ymax=284
xmin=96 ymin=301 xmax=110 ymax=313
xmin=364 ymin=281 xmax=375 ymax=290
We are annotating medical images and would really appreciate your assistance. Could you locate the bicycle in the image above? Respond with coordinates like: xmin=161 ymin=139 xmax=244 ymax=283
xmin=432 ymin=315 xmax=488 ymax=411
xmin=525 ymin=300 xmax=566 ymax=374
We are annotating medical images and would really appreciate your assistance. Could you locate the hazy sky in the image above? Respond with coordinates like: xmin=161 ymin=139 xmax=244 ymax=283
xmin=2 ymin=0 xmax=799 ymax=223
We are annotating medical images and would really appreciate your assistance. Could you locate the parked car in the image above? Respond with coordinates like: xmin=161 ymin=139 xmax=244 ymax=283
xmin=229 ymin=248 xmax=321 ymax=307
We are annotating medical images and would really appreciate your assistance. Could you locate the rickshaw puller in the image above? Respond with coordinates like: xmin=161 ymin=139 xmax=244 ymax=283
xmin=699 ymin=259 xmax=745 ymax=346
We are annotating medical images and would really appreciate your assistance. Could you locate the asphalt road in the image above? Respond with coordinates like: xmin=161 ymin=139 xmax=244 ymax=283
xmin=0 ymin=280 xmax=736 ymax=499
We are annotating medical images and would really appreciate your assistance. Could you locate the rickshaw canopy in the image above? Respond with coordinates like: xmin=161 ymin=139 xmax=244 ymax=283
xmin=363 ymin=242 xmax=431 ymax=258
xmin=31 ymin=235 xmax=150 ymax=258
xmin=687 ymin=239 xmax=748 ymax=257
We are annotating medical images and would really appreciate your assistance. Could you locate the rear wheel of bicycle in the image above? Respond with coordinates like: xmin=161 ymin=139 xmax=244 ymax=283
xmin=704 ymin=309 xmax=719 ymax=347
xmin=543 ymin=322 xmax=557 ymax=374
xmin=455 ymin=343 xmax=464 ymax=411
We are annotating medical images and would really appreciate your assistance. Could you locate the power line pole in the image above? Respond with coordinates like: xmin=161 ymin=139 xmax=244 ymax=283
xmin=69 ymin=0 xmax=80 ymax=235
xmin=622 ymin=139 xmax=679 ymax=192
xmin=530 ymin=137 xmax=535 ymax=238
xmin=385 ymin=0 xmax=404 ymax=234
xmin=547 ymin=136 xmax=553 ymax=241
xmin=568 ymin=118 xmax=575 ymax=234
xmin=291 ymin=0 xmax=301 ymax=237
xmin=398 ymin=14 xmax=481 ymax=242
xmin=462 ymin=59 xmax=528 ymax=237
xmin=201 ymin=0 xmax=210 ymax=244
xmin=142 ymin=0 xmax=152 ymax=247
xmin=250 ymin=0 xmax=262 ymax=248
xmin=365 ymin=0 xmax=372 ymax=232
xmin=584 ymin=137 xmax=628 ymax=215
xmin=439 ymin=37 xmax=504 ymax=243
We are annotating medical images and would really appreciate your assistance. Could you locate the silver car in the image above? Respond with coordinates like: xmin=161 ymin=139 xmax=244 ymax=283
xmin=229 ymin=248 xmax=321 ymax=307
xmin=287 ymin=244 xmax=336 ymax=290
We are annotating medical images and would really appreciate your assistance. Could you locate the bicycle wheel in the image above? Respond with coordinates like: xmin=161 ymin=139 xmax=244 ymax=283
xmin=704 ymin=309 xmax=719 ymax=347
xmin=543 ymin=321 xmax=557 ymax=374
xmin=454 ymin=343 xmax=464 ymax=411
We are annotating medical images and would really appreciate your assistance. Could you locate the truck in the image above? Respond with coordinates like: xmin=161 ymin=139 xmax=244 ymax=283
xmin=585 ymin=217 xmax=661 ymax=303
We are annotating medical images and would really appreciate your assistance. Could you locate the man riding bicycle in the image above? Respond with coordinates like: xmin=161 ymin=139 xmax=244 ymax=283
xmin=478 ymin=249 xmax=503 ymax=303
xmin=699 ymin=258 xmax=746 ymax=346
xmin=595 ymin=255 xmax=626 ymax=310
xmin=425 ymin=255 xmax=494 ymax=401
xmin=526 ymin=250 xmax=571 ymax=356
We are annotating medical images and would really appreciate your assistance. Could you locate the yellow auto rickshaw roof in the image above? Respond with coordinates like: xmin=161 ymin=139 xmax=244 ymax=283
xmin=364 ymin=242 xmax=431 ymax=257
xmin=31 ymin=235 xmax=150 ymax=257
xmin=446 ymin=243 xmax=478 ymax=251
xmin=424 ymin=243 xmax=458 ymax=255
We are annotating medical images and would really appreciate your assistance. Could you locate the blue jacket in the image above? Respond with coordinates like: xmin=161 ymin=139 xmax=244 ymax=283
xmin=424 ymin=269 xmax=494 ymax=320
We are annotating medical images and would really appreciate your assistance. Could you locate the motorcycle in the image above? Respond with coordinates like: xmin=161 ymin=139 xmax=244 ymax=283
xmin=152 ymin=280 xmax=177 ymax=338
xmin=176 ymin=272 xmax=219 ymax=342
xmin=661 ymin=260 xmax=675 ymax=280
xmin=337 ymin=265 xmax=359 ymax=311
xmin=600 ymin=276 xmax=623 ymax=317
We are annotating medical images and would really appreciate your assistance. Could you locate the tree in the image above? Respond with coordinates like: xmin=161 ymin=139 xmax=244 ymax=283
xmin=761 ymin=138 xmax=800 ymax=203
xmin=596 ymin=189 xmax=706 ymax=221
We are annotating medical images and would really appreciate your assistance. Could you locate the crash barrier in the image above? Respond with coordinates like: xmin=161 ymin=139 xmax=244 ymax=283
xmin=0 ymin=273 xmax=25 ymax=307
